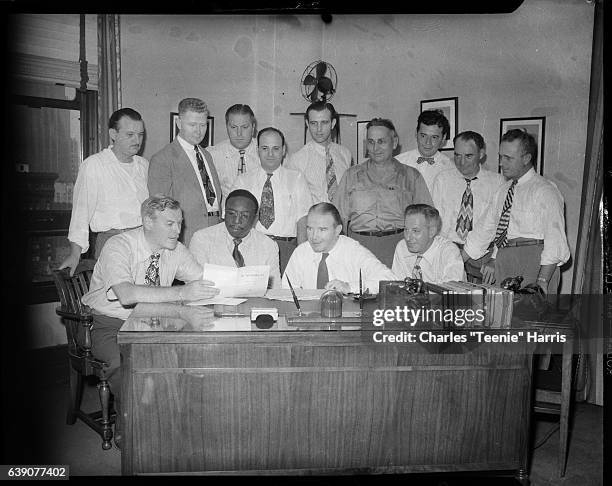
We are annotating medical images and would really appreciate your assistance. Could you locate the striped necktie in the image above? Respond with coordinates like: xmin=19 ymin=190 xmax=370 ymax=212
xmin=412 ymin=255 xmax=423 ymax=280
xmin=317 ymin=252 xmax=330 ymax=289
xmin=455 ymin=177 xmax=476 ymax=241
xmin=232 ymin=238 xmax=245 ymax=267
xmin=259 ymin=173 xmax=275 ymax=229
xmin=325 ymin=145 xmax=338 ymax=201
xmin=195 ymin=145 xmax=216 ymax=206
xmin=238 ymin=149 xmax=246 ymax=174
xmin=144 ymin=253 xmax=161 ymax=286
xmin=493 ymin=180 xmax=518 ymax=249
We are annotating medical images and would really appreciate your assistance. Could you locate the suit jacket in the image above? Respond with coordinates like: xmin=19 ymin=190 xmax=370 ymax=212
xmin=148 ymin=138 xmax=223 ymax=246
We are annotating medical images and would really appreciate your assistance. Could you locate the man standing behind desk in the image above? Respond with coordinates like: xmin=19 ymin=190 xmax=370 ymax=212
xmin=82 ymin=195 xmax=219 ymax=448
xmin=60 ymin=108 xmax=148 ymax=275
xmin=148 ymin=98 xmax=222 ymax=246
xmin=462 ymin=129 xmax=570 ymax=294
xmin=232 ymin=127 xmax=312 ymax=274
xmin=189 ymin=189 xmax=281 ymax=288
xmin=207 ymin=104 xmax=260 ymax=197
xmin=396 ymin=109 xmax=453 ymax=193
xmin=286 ymin=101 xmax=352 ymax=204
xmin=283 ymin=203 xmax=396 ymax=293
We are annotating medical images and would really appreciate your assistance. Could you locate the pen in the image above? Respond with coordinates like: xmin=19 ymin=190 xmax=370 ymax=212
xmin=286 ymin=275 xmax=302 ymax=316
xmin=359 ymin=269 xmax=364 ymax=310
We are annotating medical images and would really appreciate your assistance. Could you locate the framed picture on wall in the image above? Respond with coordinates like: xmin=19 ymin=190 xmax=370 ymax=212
xmin=499 ymin=116 xmax=545 ymax=175
xmin=170 ymin=112 xmax=215 ymax=148
xmin=419 ymin=97 xmax=458 ymax=151
xmin=356 ymin=120 xmax=370 ymax=164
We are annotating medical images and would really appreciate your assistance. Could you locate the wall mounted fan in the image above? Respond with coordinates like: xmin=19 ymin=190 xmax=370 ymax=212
xmin=300 ymin=60 xmax=337 ymax=103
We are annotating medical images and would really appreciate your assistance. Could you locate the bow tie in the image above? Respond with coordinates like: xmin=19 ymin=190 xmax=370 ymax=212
xmin=416 ymin=156 xmax=436 ymax=165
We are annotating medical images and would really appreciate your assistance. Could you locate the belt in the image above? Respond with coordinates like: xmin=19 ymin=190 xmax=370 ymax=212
xmin=267 ymin=235 xmax=296 ymax=242
xmin=207 ymin=211 xmax=220 ymax=217
xmin=505 ymin=238 xmax=543 ymax=247
xmin=352 ymin=228 xmax=403 ymax=237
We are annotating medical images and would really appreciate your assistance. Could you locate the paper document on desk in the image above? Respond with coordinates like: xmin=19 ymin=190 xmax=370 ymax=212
xmin=264 ymin=288 xmax=326 ymax=301
xmin=203 ymin=263 xmax=269 ymax=297
xmin=186 ymin=296 xmax=247 ymax=306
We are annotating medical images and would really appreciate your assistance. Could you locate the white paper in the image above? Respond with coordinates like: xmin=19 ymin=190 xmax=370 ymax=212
xmin=186 ymin=297 xmax=247 ymax=306
xmin=203 ymin=263 xmax=269 ymax=298
xmin=264 ymin=288 xmax=326 ymax=302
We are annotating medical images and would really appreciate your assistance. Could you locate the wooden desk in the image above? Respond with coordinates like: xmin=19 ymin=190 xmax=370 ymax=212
xmin=118 ymin=298 xmax=535 ymax=479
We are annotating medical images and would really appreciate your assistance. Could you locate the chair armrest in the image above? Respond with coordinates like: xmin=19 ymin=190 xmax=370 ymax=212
xmin=56 ymin=307 xmax=93 ymax=323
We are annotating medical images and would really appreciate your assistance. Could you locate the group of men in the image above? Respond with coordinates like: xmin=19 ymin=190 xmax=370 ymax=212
xmin=58 ymin=96 xmax=570 ymax=448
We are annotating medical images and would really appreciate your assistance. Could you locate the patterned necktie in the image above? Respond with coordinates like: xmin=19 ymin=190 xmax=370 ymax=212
xmin=455 ymin=177 xmax=476 ymax=241
xmin=317 ymin=252 xmax=330 ymax=289
xmin=238 ymin=149 xmax=246 ymax=175
xmin=325 ymin=145 xmax=338 ymax=201
xmin=144 ymin=253 xmax=161 ymax=286
xmin=232 ymin=238 xmax=245 ymax=267
xmin=259 ymin=173 xmax=275 ymax=229
xmin=416 ymin=156 xmax=435 ymax=165
xmin=195 ymin=145 xmax=216 ymax=206
xmin=412 ymin=255 xmax=423 ymax=280
xmin=493 ymin=179 xmax=518 ymax=249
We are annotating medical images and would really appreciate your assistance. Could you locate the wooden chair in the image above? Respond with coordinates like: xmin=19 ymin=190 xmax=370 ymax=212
xmin=52 ymin=259 xmax=115 ymax=450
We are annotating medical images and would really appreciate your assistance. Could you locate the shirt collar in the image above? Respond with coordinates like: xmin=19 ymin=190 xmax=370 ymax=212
xmin=223 ymin=224 xmax=253 ymax=244
xmin=177 ymin=134 xmax=199 ymax=154
xmin=136 ymin=227 xmax=167 ymax=264
xmin=516 ymin=167 xmax=536 ymax=186
xmin=310 ymin=140 xmax=332 ymax=155
xmin=405 ymin=236 xmax=440 ymax=265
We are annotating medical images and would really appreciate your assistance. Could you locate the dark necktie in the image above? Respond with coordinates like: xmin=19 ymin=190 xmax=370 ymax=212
xmin=317 ymin=252 xmax=329 ymax=289
xmin=416 ymin=156 xmax=435 ymax=165
xmin=195 ymin=145 xmax=216 ymax=206
xmin=325 ymin=145 xmax=338 ymax=201
xmin=493 ymin=179 xmax=518 ymax=249
xmin=144 ymin=253 xmax=161 ymax=286
xmin=412 ymin=255 xmax=423 ymax=280
xmin=259 ymin=173 xmax=275 ymax=229
xmin=232 ymin=238 xmax=245 ymax=267
xmin=238 ymin=149 xmax=246 ymax=175
xmin=456 ymin=177 xmax=476 ymax=241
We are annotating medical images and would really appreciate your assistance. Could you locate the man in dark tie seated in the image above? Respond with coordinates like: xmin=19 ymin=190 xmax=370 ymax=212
xmin=189 ymin=189 xmax=281 ymax=288
xmin=282 ymin=202 xmax=396 ymax=293
xmin=81 ymin=194 xmax=219 ymax=448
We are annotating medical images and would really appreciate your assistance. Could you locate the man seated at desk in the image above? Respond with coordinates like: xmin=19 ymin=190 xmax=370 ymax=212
xmin=189 ymin=189 xmax=281 ymax=288
xmin=282 ymin=202 xmax=396 ymax=293
xmin=392 ymin=204 xmax=466 ymax=284
xmin=81 ymin=194 xmax=219 ymax=448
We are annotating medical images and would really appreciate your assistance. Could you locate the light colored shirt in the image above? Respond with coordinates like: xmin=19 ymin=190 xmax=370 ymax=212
xmin=176 ymin=135 xmax=220 ymax=212
xmin=68 ymin=147 xmax=149 ymax=253
xmin=189 ymin=222 xmax=281 ymax=288
xmin=464 ymin=168 xmax=571 ymax=266
xmin=395 ymin=148 xmax=453 ymax=193
xmin=82 ymin=227 xmax=203 ymax=320
xmin=282 ymin=235 xmax=396 ymax=293
xmin=431 ymin=167 xmax=506 ymax=244
xmin=333 ymin=159 xmax=433 ymax=232
xmin=232 ymin=165 xmax=313 ymax=237
xmin=286 ymin=140 xmax=352 ymax=204
xmin=207 ymin=138 xmax=260 ymax=198
xmin=392 ymin=235 xmax=466 ymax=284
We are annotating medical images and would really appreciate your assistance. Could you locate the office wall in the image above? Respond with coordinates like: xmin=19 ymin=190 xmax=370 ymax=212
xmin=121 ymin=1 xmax=595 ymax=293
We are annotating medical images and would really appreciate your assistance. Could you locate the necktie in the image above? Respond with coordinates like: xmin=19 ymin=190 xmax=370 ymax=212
xmin=455 ymin=177 xmax=476 ymax=241
xmin=412 ymin=255 xmax=423 ymax=280
xmin=325 ymin=145 xmax=338 ymax=201
xmin=232 ymin=238 xmax=245 ymax=267
xmin=259 ymin=173 xmax=275 ymax=229
xmin=493 ymin=180 xmax=518 ymax=249
xmin=145 ymin=253 xmax=161 ymax=286
xmin=317 ymin=252 xmax=330 ymax=289
xmin=195 ymin=145 xmax=216 ymax=206
xmin=416 ymin=156 xmax=435 ymax=165
xmin=238 ymin=149 xmax=246 ymax=175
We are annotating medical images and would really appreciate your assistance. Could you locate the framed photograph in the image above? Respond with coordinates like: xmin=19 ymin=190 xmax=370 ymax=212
xmin=170 ymin=112 xmax=214 ymax=148
xmin=356 ymin=120 xmax=369 ymax=164
xmin=499 ymin=117 xmax=545 ymax=175
xmin=419 ymin=97 xmax=458 ymax=151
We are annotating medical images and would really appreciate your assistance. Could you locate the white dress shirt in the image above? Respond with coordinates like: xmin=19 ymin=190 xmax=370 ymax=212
xmin=464 ymin=168 xmax=571 ymax=266
xmin=395 ymin=148 xmax=453 ymax=193
xmin=82 ymin=227 xmax=203 ymax=320
xmin=282 ymin=235 xmax=396 ymax=293
xmin=68 ymin=147 xmax=149 ymax=253
xmin=232 ymin=165 xmax=313 ymax=237
xmin=207 ymin=138 xmax=260 ymax=197
xmin=189 ymin=222 xmax=281 ymax=288
xmin=431 ymin=166 xmax=505 ymax=243
xmin=392 ymin=235 xmax=466 ymax=284
xmin=286 ymin=140 xmax=352 ymax=204
xmin=176 ymin=135 xmax=220 ymax=212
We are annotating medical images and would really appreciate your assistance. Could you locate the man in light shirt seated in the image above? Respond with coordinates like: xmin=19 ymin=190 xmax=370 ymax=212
xmin=392 ymin=204 xmax=466 ymax=284
xmin=189 ymin=189 xmax=281 ymax=288
xmin=60 ymin=108 xmax=149 ymax=275
xmin=81 ymin=195 xmax=219 ymax=448
xmin=282 ymin=202 xmax=396 ymax=293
